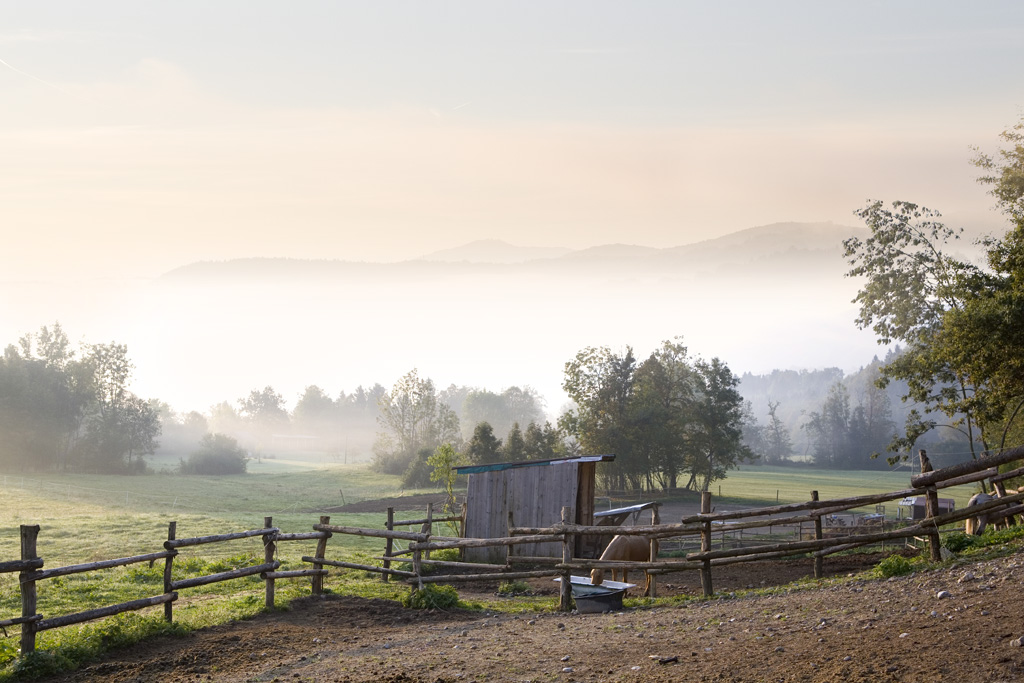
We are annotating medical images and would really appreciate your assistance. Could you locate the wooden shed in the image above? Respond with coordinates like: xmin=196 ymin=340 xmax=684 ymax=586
xmin=455 ymin=455 xmax=615 ymax=564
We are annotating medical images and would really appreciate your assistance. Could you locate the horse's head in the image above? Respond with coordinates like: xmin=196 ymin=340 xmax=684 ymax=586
xmin=590 ymin=568 xmax=605 ymax=585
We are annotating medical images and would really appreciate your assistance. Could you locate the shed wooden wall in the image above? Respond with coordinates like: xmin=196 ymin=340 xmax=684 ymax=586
xmin=463 ymin=461 xmax=597 ymax=564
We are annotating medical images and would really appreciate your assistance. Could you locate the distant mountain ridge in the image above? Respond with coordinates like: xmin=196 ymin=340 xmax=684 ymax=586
xmin=418 ymin=239 xmax=572 ymax=263
xmin=161 ymin=221 xmax=865 ymax=281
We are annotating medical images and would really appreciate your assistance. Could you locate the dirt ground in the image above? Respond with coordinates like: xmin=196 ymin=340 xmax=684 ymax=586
xmin=35 ymin=496 xmax=1024 ymax=682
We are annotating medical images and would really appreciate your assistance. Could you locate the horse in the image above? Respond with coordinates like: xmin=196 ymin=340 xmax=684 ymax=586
xmin=965 ymin=492 xmax=995 ymax=535
xmin=590 ymin=535 xmax=657 ymax=596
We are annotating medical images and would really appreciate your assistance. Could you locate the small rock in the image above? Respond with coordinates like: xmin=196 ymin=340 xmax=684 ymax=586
xmin=561 ymin=656 xmax=570 ymax=662
xmin=557 ymin=623 xmax=565 ymax=630
xmin=958 ymin=571 xmax=976 ymax=583
xmin=981 ymin=611 xmax=990 ymax=616
xmin=1011 ymin=637 xmax=1023 ymax=648
xmin=527 ymin=619 xmax=536 ymax=626
xmin=774 ymin=646 xmax=785 ymax=653
xmin=936 ymin=590 xmax=952 ymax=599
xmin=562 ymin=666 xmax=574 ymax=673
xmin=843 ymin=656 xmax=852 ymax=662
xmin=899 ymin=633 xmax=910 ymax=638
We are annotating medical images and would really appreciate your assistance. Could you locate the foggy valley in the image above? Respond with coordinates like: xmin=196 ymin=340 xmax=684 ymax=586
xmin=4 ymin=221 xmax=881 ymax=419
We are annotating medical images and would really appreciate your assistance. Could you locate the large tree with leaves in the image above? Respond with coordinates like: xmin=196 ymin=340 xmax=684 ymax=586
xmin=562 ymin=339 xmax=749 ymax=492
xmin=684 ymin=358 xmax=753 ymax=492
xmin=846 ymin=117 xmax=1024 ymax=460
xmin=561 ymin=345 xmax=638 ymax=489
xmin=373 ymin=369 xmax=460 ymax=475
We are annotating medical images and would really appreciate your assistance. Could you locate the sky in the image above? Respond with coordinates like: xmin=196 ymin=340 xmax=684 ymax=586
xmin=2 ymin=2 xmax=1023 ymax=416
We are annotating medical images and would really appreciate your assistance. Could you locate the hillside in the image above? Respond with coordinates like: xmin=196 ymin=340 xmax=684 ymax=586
xmin=141 ymin=221 xmax=880 ymax=416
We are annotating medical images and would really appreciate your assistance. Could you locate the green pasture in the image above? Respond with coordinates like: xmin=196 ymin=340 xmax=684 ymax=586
xmin=711 ymin=464 xmax=980 ymax=512
xmin=0 ymin=460 xmax=998 ymax=679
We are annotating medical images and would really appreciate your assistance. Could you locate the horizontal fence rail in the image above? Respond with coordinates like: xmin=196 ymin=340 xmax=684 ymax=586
xmin=3 ymin=448 xmax=1022 ymax=660
xmin=4 ymin=515 xmax=335 ymax=655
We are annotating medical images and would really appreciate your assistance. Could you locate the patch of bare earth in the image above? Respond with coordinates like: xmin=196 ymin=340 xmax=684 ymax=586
xmin=38 ymin=548 xmax=1024 ymax=683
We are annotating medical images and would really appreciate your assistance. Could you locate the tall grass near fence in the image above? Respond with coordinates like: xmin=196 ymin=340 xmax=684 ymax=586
xmin=696 ymin=464 xmax=979 ymax=512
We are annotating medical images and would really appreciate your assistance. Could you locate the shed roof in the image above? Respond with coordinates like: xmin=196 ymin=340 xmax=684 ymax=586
xmin=454 ymin=454 xmax=615 ymax=475
xmin=594 ymin=501 xmax=660 ymax=518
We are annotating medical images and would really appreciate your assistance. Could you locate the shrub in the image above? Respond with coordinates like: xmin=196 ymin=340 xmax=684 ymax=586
xmin=498 ymin=580 xmax=531 ymax=595
xmin=876 ymin=554 xmax=915 ymax=578
xmin=180 ymin=433 xmax=247 ymax=475
xmin=403 ymin=584 xmax=460 ymax=610
xmin=943 ymin=531 xmax=975 ymax=553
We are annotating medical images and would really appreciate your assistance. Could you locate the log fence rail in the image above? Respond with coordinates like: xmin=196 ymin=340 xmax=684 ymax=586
xmin=3 ymin=447 xmax=1021 ymax=657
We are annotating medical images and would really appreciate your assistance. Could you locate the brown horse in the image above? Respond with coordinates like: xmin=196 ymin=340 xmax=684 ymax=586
xmin=590 ymin=535 xmax=657 ymax=596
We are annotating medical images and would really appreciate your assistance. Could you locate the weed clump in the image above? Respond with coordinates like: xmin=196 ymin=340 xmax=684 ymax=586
xmin=498 ymin=580 xmax=531 ymax=595
xmin=875 ymin=554 xmax=917 ymax=578
xmin=403 ymin=584 xmax=460 ymax=609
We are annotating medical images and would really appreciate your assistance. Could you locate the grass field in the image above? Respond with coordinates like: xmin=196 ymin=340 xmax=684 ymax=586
xmin=0 ymin=458 xmax=993 ymax=678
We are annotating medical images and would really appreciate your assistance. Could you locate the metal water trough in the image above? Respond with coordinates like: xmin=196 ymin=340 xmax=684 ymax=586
xmin=555 ymin=575 xmax=636 ymax=613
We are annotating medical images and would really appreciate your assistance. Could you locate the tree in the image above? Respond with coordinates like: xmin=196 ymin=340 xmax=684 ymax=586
xmin=629 ymin=339 xmax=696 ymax=491
xmin=844 ymin=201 xmax=987 ymax=459
xmin=685 ymin=358 xmax=753 ymax=492
xmin=523 ymin=421 xmax=563 ymax=461
xmin=847 ymin=119 xmax=1024 ymax=461
xmin=460 ymin=386 xmax=542 ymax=441
xmin=76 ymin=342 xmax=162 ymax=473
xmin=428 ymin=443 xmax=467 ymax=534
xmin=0 ymin=325 xmax=94 ymax=471
xmin=121 ymin=395 xmax=161 ymax=471
xmin=374 ymin=370 xmax=460 ymax=475
xmin=239 ymin=386 xmax=290 ymax=432
xmin=972 ymin=116 xmax=1024 ymax=221
xmin=561 ymin=345 xmax=637 ymax=490
xmin=503 ymin=422 xmax=526 ymax=462
xmin=762 ymin=400 xmax=793 ymax=464
xmin=466 ymin=422 xmax=503 ymax=465
xmin=208 ymin=400 xmax=244 ymax=436
xmin=803 ymin=382 xmax=853 ymax=467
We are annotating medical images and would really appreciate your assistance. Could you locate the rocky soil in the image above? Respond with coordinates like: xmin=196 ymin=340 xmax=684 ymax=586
xmin=39 ymin=547 xmax=1024 ymax=683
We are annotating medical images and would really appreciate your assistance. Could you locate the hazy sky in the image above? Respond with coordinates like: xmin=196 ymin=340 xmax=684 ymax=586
xmin=3 ymin=1 xmax=1021 ymax=281
xmin=2 ymin=3 xmax=1023 ymax=416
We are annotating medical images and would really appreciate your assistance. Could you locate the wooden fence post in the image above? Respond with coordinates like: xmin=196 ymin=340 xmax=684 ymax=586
xmin=263 ymin=517 xmax=276 ymax=608
xmin=991 ymin=481 xmax=1016 ymax=529
xmin=812 ymin=491 xmax=823 ymax=579
xmin=559 ymin=506 xmax=573 ymax=612
xmin=648 ymin=506 xmax=660 ymax=598
xmin=312 ymin=516 xmax=330 ymax=595
xmin=19 ymin=525 xmax=40 ymax=655
xmin=924 ymin=486 xmax=943 ymax=561
xmin=422 ymin=503 xmax=433 ymax=561
xmin=699 ymin=492 xmax=713 ymax=597
xmin=163 ymin=521 xmax=176 ymax=623
xmin=383 ymin=507 xmax=394 ymax=583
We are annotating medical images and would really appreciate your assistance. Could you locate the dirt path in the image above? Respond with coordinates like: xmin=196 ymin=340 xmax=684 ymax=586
xmin=39 ymin=547 xmax=1024 ymax=683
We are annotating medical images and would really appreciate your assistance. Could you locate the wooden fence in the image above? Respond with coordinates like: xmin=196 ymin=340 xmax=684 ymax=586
xmin=1 ymin=515 xmax=333 ymax=654
xmin=4 ymin=448 xmax=1023 ymax=658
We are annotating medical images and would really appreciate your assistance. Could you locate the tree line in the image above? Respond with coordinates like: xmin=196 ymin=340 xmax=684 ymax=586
xmin=0 ymin=324 xmax=160 ymax=473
